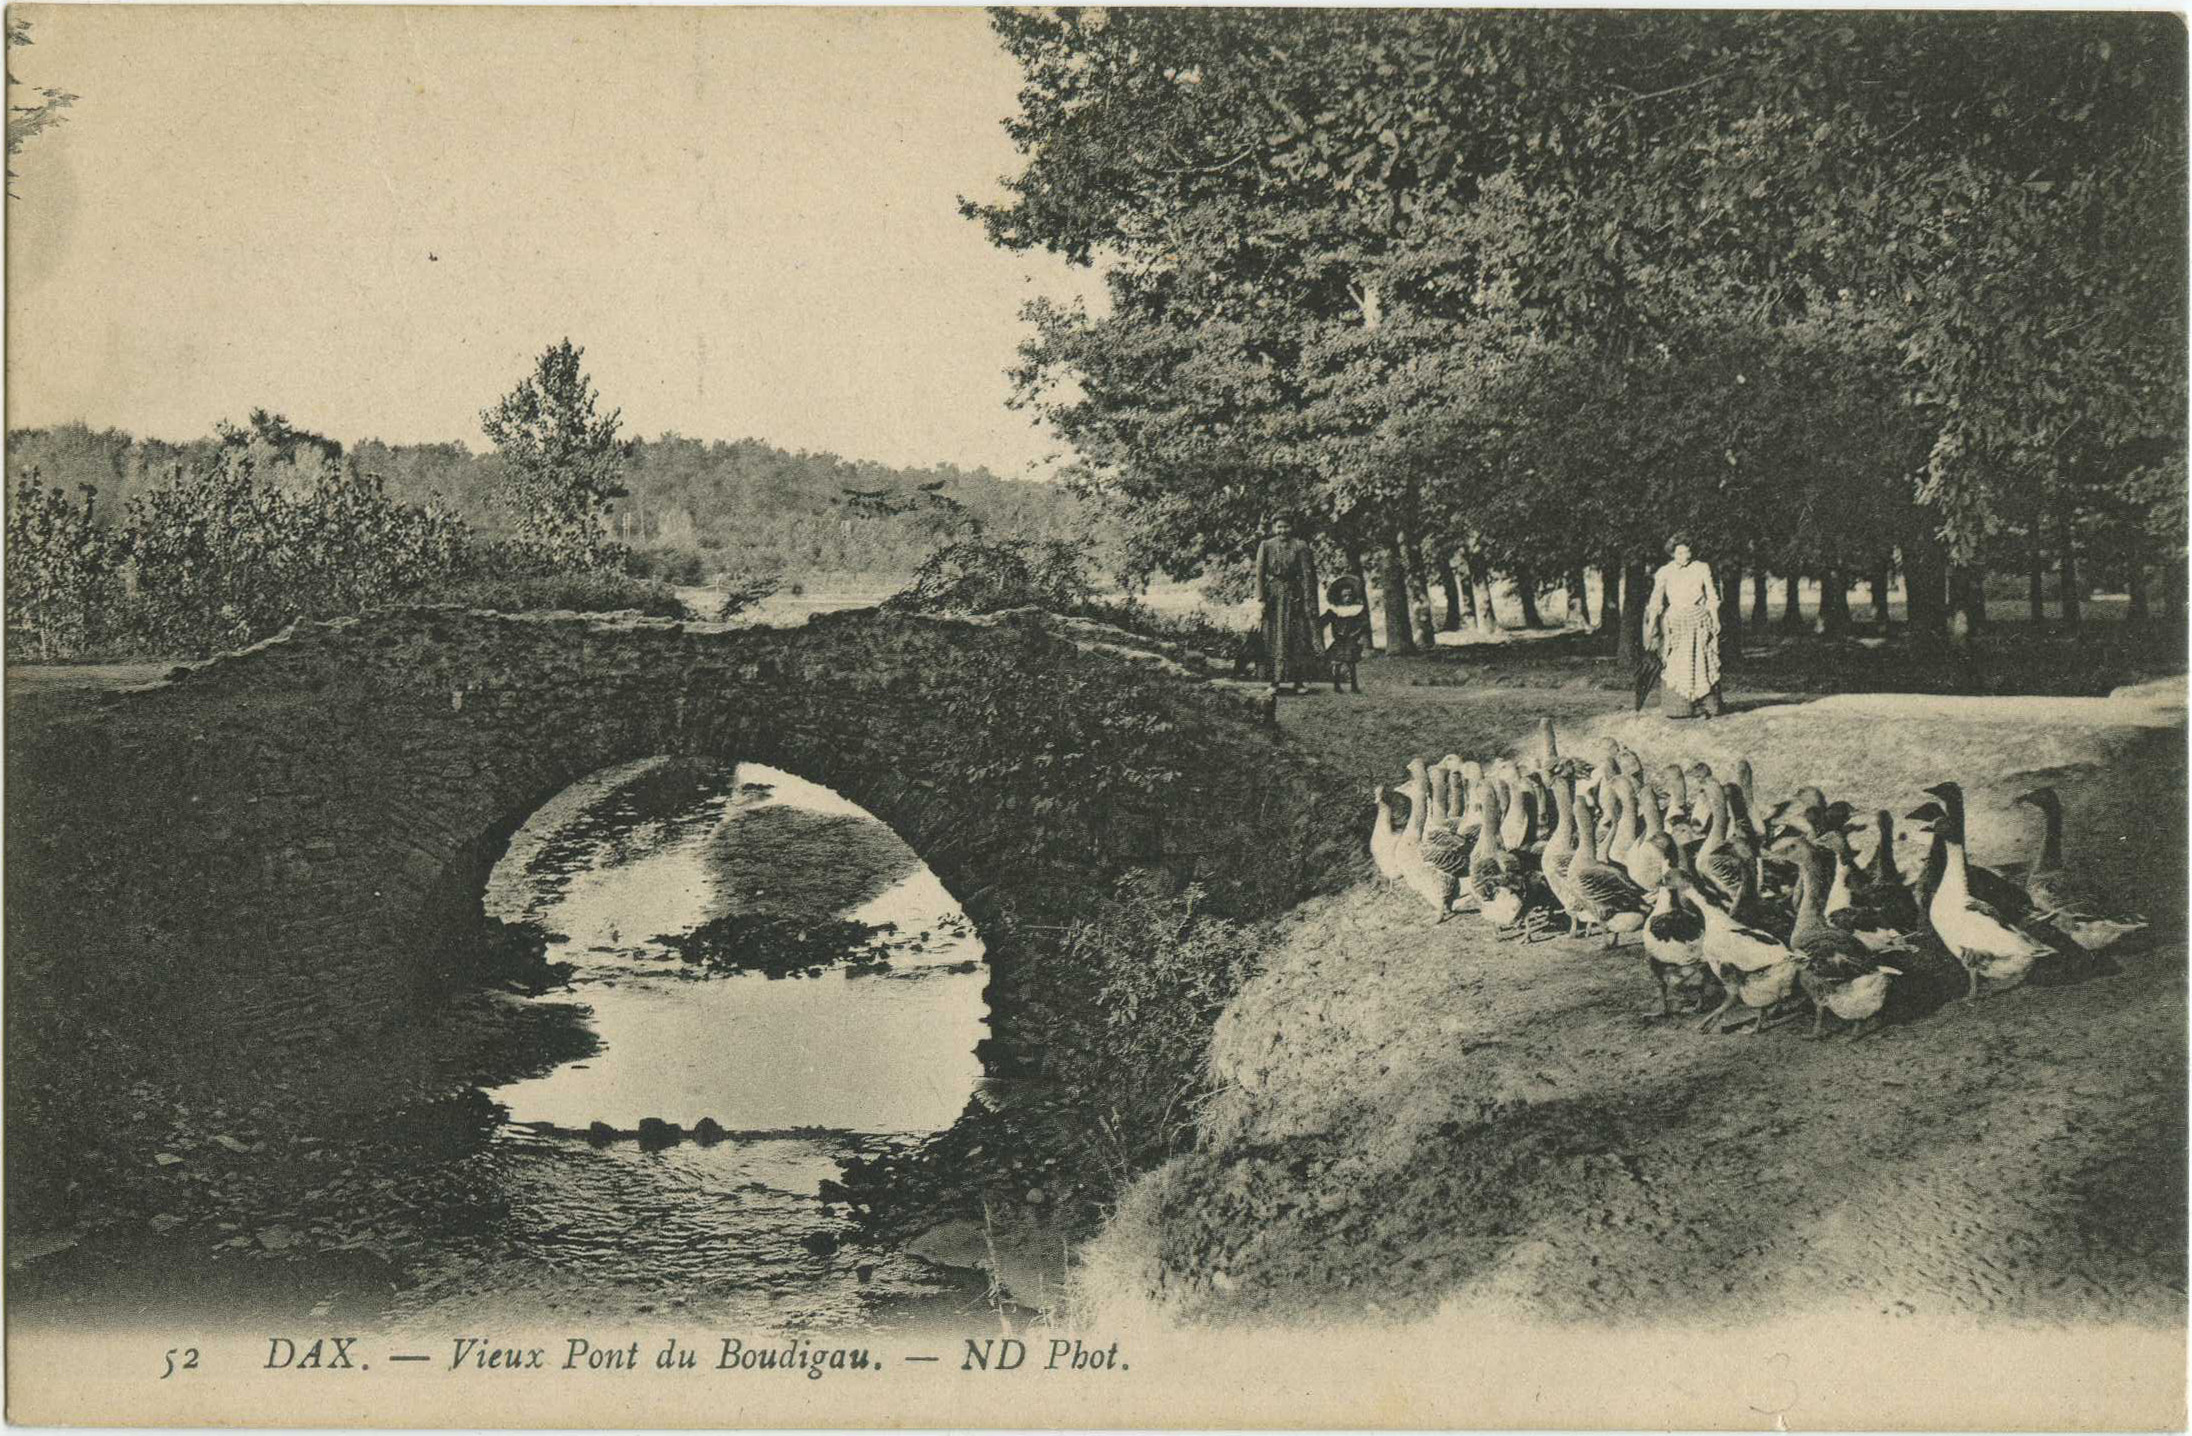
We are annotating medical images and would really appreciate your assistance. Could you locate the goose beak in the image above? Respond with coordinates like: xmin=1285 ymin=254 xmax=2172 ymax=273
xmin=1921 ymin=782 xmax=1955 ymax=801
xmin=1904 ymin=802 xmax=1941 ymax=823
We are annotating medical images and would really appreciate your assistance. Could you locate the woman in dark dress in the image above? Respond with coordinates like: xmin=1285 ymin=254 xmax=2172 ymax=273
xmin=1255 ymin=514 xmax=1324 ymax=695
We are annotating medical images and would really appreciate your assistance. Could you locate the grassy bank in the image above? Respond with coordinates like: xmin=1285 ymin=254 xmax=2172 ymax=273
xmin=1075 ymin=671 xmax=2188 ymax=1327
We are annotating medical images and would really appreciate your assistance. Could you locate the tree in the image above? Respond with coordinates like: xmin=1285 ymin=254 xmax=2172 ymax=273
xmin=972 ymin=10 xmax=2185 ymax=654
xmin=479 ymin=339 xmax=630 ymax=566
xmin=216 ymin=408 xmax=344 ymax=465
xmin=6 ymin=20 xmax=75 ymax=196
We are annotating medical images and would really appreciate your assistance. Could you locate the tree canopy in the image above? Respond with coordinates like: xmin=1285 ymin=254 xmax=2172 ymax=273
xmin=972 ymin=10 xmax=2187 ymax=647
xmin=480 ymin=339 xmax=633 ymax=566
xmin=6 ymin=20 xmax=76 ymax=196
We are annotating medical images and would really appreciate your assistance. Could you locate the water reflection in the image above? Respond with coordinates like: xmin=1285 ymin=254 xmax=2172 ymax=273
xmin=393 ymin=758 xmax=993 ymax=1329
xmin=484 ymin=759 xmax=987 ymax=1136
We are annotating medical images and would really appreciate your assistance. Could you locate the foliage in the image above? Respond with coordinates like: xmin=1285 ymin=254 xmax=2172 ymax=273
xmin=125 ymin=456 xmax=475 ymax=654
xmin=2 ymin=449 xmax=684 ymax=659
xmin=6 ymin=20 xmax=75 ymax=195
xmin=11 ymin=422 xmax=1113 ymax=585
xmin=713 ymin=572 xmax=781 ymax=621
xmin=479 ymin=339 xmax=631 ymax=567
xmin=1074 ymin=594 xmax=1251 ymax=660
xmin=619 ymin=544 xmax=710 ymax=586
xmin=974 ymin=10 xmax=2188 ymax=639
xmin=834 ymin=873 xmax=1265 ymax=1240
xmin=4 ymin=474 xmax=124 ymax=658
xmin=216 ymin=407 xmax=343 ymax=465
xmin=1040 ymin=874 xmax=1262 ymax=1189
xmin=885 ymin=534 xmax=1096 ymax=615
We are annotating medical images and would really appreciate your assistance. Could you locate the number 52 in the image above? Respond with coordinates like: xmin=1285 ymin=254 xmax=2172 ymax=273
xmin=161 ymin=1348 xmax=199 ymax=1379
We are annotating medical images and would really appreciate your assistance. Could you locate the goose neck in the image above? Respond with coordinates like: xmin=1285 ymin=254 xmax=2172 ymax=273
xmin=1699 ymin=785 xmax=1727 ymax=855
xmin=2034 ymin=798 xmax=2066 ymax=873
xmin=1403 ymin=765 xmax=1430 ymax=841
xmin=1791 ymin=846 xmax=1831 ymax=937
xmin=1916 ymin=828 xmax=1948 ymax=899
xmin=1938 ymin=828 xmax=1972 ymax=902
xmin=1873 ymin=811 xmax=1902 ymax=885
xmin=1574 ymin=802 xmax=1600 ymax=864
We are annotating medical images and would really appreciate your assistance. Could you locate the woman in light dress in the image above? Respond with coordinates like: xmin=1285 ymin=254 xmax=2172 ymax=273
xmin=1642 ymin=535 xmax=1725 ymax=720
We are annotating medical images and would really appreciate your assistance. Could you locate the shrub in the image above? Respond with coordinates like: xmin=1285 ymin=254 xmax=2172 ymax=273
xmin=886 ymin=535 xmax=1094 ymax=615
xmin=833 ymin=872 xmax=1264 ymax=1241
xmin=714 ymin=571 xmax=781 ymax=621
xmin=7 ymin=454 xmax=478 ymax=659
xmin=1042 ymin=873 xmax=1262 ymax=1189
xmin=4 ymin=475 xmax=126 ymax=658
xmin=1074 ymin=595 xmax=1252 ymax=659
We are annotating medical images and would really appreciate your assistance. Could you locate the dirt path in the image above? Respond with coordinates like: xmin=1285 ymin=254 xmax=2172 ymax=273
xmin=1082 ymin=666 xmax=2188 ymax=1329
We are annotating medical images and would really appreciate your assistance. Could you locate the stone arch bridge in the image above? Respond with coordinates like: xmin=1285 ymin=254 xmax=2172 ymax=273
xmin=6 ymin=607 xmax=1354 ymax=1060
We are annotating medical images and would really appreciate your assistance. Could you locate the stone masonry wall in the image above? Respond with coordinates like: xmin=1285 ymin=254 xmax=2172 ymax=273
xmin=5 ymin=606 xmax=1357 ymax=1061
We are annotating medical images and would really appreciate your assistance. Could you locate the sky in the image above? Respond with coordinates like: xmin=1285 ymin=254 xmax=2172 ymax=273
xmin=3 ymin=6 xmax=1100 ymax=476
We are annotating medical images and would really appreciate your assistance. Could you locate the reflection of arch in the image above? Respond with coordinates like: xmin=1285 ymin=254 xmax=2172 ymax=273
xmin=484 ymin=758 xmax=987 ymax=1135
xmin=7 ymin=607 xmax=1355 ymax=1069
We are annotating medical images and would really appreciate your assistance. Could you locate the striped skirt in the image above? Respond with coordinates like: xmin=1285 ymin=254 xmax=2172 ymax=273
xmin=1661 ymin=606 xmax=1721 ymax=702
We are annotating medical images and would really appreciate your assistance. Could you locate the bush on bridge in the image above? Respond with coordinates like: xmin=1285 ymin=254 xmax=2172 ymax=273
xmin=4 ymin=474 xmax=127 ymax=659
xmin=886 ymin=534 xmax=1096 ymax=616
xmin=5 ymin=451 xmax=690 ymax=659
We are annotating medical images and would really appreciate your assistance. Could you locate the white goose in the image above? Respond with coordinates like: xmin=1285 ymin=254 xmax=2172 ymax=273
xmin=1923 ymin=781 xmax=2052 ymax=1000
xmin=1669 ymin=867 xmax=1799 ymax=1034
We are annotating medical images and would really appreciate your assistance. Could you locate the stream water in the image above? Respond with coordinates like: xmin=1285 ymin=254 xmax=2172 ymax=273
xmin=385 ymin=757 xmax=998 ymax=1332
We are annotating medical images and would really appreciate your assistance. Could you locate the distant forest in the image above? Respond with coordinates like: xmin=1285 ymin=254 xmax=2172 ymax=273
xmin=5 ymin=420 xmax=1116 ymax=582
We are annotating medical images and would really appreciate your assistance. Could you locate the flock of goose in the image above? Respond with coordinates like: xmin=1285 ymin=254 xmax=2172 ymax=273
xmin=1368 ymin=717 xmax=2149 ymax=1039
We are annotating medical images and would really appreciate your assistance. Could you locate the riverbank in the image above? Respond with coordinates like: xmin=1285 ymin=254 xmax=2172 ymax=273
xmin=1076 ymin=673 xmax=2189 ymax=1328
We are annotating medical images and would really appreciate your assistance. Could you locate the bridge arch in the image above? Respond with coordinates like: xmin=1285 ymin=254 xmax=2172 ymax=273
xmin=7 ymin=606 xmax=1353 ymax=1063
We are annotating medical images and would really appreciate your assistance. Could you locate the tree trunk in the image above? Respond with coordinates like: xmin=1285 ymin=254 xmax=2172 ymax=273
xmin=1868 ymin=558 xmax=1893 ymax=627
xmin=1780 ymin=572 xmax=1804 ymax=631
xmin=1616 ymin=559 xmax=1650 ymax=666
xmin=1437 ymin=555 xmax=1464 ymax=631
xmin=2164 ymin=554 xmax=2186 ymax=629
xmin=1565 ymin=566 xmax=1589 ymax=627
xmin=1718 ymin=562 xmax=1744 ymax=635
xmin=1948 ymin=562 xmax=1987 ymax=643
xmin=1820 ymin=567 xmax=1851 ymax=639
xmin=1904 ymin=537 xmax=1949 ymax=644
xmin=1749 ymin=569 xmax=1770 ymax=628
xmin=1401 ymin=530 xmax=1439 ymax=649
xmin=1378 ymin=544 xmax=1416 ymax=655
xmin=1514 ymin=565 xmax=1544 ymax=628
xmin=1466 ymin=549 xmax=1500 ymax=639
xmin=1596 ymin=556 xmax=1622 ymax=641
xmin=2058 ymin=500 xmax=2082 ymax=630
xmin=2127 ymin=558 xmax=2151 ymax=629
xmin=2027 ymin=542 xmax=2047 ymax=629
